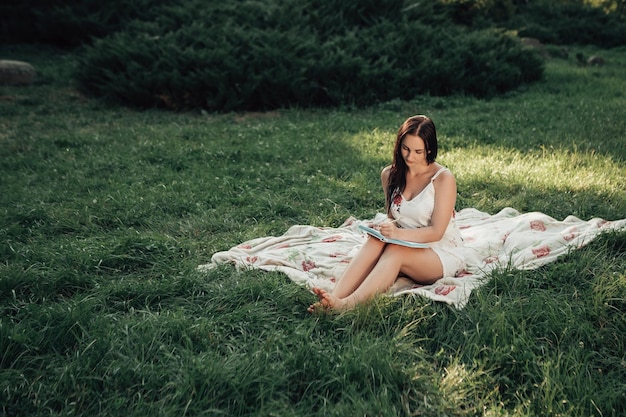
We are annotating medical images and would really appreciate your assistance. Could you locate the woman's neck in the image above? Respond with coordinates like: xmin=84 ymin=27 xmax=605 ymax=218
xmin=407 ymin=162 xmax=438 ymax=177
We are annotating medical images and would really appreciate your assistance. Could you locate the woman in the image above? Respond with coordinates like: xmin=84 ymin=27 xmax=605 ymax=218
xmin=309 ymin=115 xmax=466 ymax=311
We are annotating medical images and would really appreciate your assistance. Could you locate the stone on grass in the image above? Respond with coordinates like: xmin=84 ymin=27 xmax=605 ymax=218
xmin=0 ymin=60 xmax=36 ymax=85
xmin=520 ymin=37 xmax=548 ymax=58
xmin=587 ymin=55 xmax=605 ymax=66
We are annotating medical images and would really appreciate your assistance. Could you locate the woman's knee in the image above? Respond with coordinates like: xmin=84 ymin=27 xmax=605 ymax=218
xmin=384 ymin=246 xmax=440 ymax=268
xmin=381 ymin=245 xmax=413 ymax=262
xmin=398 ymin=249 xmax=443 ymax=281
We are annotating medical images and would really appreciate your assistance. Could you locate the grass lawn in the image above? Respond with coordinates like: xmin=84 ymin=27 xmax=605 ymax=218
xmin=1 ymin=43 xmax=625 ymax=416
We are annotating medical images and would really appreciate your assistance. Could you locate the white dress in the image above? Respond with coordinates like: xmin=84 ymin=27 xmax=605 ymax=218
xmin=389 ymin=167 xmax=466 ymax=278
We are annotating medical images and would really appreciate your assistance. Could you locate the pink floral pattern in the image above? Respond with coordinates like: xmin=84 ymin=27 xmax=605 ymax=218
xmin=455 ymin=269 xmax=473 ymax=278
xmin=435 ymin=285 xmax=456 ymax=296
xmin=483 ymin=256 xmax=499 ymax=264
xmin=530 ymin=220 xmax=547 ymax=231
xmin=531 ymin=245 xmax=551 ymax=258
xmin=563 ymin=227 xmax=578 ymax=241
xmin=391 ymin=189 xmax=403 ymax=214
xmin=302 ymin=260 xmax=316 ymax=272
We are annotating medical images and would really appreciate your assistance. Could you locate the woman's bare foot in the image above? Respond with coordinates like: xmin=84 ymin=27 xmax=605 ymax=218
xmin=307 ymin=287 xmax=330 ymax=313
xmin=307 ymin=301 xmax=324 ymax=313
xmin=307 ymin=287 xmax=348 ymax=313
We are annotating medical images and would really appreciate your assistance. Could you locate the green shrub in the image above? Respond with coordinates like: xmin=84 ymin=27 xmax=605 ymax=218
xmin=507 ymin=0 xmax=626 ymax=47
xmin=450 ymin=0 xmax=626 ymax=47
xmin=3 ymin=0 xmax=625 ymax=49
xmin=439 ymin=0 xmax=517 ymax=25
xmin=76 ymin=1 xmax=543 ymax=111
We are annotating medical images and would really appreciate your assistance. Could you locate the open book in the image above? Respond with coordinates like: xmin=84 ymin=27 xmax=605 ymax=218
xmin=358 ymin=225 xmax=429 ymax=248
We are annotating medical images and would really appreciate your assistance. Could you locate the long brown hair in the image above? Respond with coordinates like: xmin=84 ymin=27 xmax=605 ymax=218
xmin=386 ymin=115 xmax=438 ymax=213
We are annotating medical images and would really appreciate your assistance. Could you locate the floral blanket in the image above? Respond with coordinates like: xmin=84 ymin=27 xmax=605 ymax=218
xmin=198 ymin=208 xmax=626 ymax=308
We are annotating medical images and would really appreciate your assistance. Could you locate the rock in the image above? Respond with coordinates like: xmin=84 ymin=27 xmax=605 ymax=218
xmin=0 ymin=60 xmax=36 ymax=85
xmin=520 ymin=37 xmax=548 ymax=58
xmin=587 ymin=55 xmax=605 ymax=66
xmin=575 ymin=54 xmax=606 ymax=67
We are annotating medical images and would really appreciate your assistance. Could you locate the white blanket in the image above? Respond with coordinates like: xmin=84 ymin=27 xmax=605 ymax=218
xmin=198 ymin=208 xmax=626 ymax=308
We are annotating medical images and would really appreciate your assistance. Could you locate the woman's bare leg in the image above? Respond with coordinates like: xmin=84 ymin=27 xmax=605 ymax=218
xmin=331 ymin=237 xmax=386 ymax=298
xmin=308 ymin=237 xmax=385 ymax=313
xmin=346 ymin=246 xmax=442 ymax=306
xmin=312 ymin=246 xmax=443 ymax=311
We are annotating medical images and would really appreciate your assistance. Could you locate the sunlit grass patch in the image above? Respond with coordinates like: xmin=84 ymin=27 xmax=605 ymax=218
xmin=445 ymin=145 xmax=625 ymax=218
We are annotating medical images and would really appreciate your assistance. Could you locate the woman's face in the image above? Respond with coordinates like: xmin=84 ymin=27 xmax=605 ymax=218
xmin=400 ymin=134 xmax=427 ymax=167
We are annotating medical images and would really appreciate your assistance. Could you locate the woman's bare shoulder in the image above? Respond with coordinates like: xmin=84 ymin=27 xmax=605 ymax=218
xmin=437 ymin=167 xmax=456 ymax=181
xmin=433 ymin=167 xmax=457 ymax=191
xmin=381 ymin=165 xmax=392 ymax=181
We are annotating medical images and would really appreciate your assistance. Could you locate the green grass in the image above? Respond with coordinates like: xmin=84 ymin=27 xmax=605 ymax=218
xmin=1 ymin=43 xmax=625 ymax=416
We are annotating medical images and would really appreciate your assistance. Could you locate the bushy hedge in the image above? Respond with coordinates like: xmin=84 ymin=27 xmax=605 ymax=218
xmin=442 ymin=0 xmax=626 ymax=47
xmin=505 ymin=1 xmax=626 ymax=47
xmin=4 ymin=0 xmax=624 ymax=112
xmin=75 ymin=0 xmax=543 ymax=111
xmin=3 ymin=0 xmax=625 ymax=48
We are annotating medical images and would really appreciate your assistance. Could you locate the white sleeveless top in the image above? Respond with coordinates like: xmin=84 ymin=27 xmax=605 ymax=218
xmin=389 ymin=167 xmax=466 ymax=277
